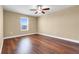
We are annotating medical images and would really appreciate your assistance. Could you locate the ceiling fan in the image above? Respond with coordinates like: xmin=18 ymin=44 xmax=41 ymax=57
xmin=30 ymin=5 xmax=50 ymax=14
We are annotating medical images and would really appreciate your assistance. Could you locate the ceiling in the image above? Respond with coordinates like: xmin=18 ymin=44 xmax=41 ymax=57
xmin=3 ymin=5 xmax=73 ymax=17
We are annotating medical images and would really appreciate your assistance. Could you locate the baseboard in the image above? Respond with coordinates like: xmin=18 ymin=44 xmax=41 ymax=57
xmin=38 ymin=33 xmax=79 ymax=44
xmin=3 ymin=33 xmax=79 ymax=43
xmin=3 ymin=33 xmax=37 ymax=39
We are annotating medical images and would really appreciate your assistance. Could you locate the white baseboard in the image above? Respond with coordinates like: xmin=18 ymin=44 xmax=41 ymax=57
xmin=3 ymin=33 xmax=37 ymax=39
xmin=38 ymin=33 xmax=79 ymax=44
xmin=3 ymin=33 xmax=79 ymax=43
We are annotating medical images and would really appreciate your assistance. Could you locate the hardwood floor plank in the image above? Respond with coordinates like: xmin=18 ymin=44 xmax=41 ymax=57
xmin=2 ymin=34 xmax=79 ymax=54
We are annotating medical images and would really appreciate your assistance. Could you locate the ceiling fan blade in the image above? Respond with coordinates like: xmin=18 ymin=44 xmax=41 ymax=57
xmin=42 ymin=8 xmax=50 ymax=10
xmin=35 ymin=11 xmax=38 ymax=14
xmin=30 ymin=9 xmax=36 ymax=11
xmin=42 ymin=11 xmax=45 ymax=14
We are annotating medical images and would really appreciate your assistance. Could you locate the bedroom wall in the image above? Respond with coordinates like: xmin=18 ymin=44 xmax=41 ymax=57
xmin=0 ymin=6 xmax=3 ymax=53
xmin=38 ymin=6 xmax=79 ymax=41
xmin=4 ymin=10 xmax=38 ymax=37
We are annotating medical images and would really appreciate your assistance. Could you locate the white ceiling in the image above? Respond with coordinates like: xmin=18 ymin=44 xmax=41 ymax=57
xmin=3 ymin=5 xmax=73 ymax=17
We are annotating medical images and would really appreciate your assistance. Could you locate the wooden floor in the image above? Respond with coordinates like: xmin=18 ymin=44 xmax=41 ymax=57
xmin=2 ymin=34 xmax=79 ymax=54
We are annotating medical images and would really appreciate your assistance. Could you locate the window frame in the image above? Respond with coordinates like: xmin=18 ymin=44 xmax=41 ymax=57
xmin=19 ymin=17 xmax=29 ymax=31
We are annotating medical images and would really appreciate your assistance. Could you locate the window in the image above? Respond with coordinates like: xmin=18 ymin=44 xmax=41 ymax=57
xmin=20 ymin=17 xmax=29 ymax=31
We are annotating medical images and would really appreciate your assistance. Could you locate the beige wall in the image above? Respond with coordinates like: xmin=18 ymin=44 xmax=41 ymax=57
xmin=0 ymin=6 xmax=3 ymax=38
xmin=4 ymin=11 xmax=37 ymax=37
xmin=4 ymin=6 xmax=79 ymax=41
xmin=0 ymin=6 xmax=3 ymax=53
xmin=38 ymin=6 xmax=79 ymax=40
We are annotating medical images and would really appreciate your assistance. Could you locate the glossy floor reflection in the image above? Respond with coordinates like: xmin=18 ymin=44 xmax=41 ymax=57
xmin=15 ymin=37 xmax=32 ymax=54
xmin=2 ymin=34 xmax=79 ymax=54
